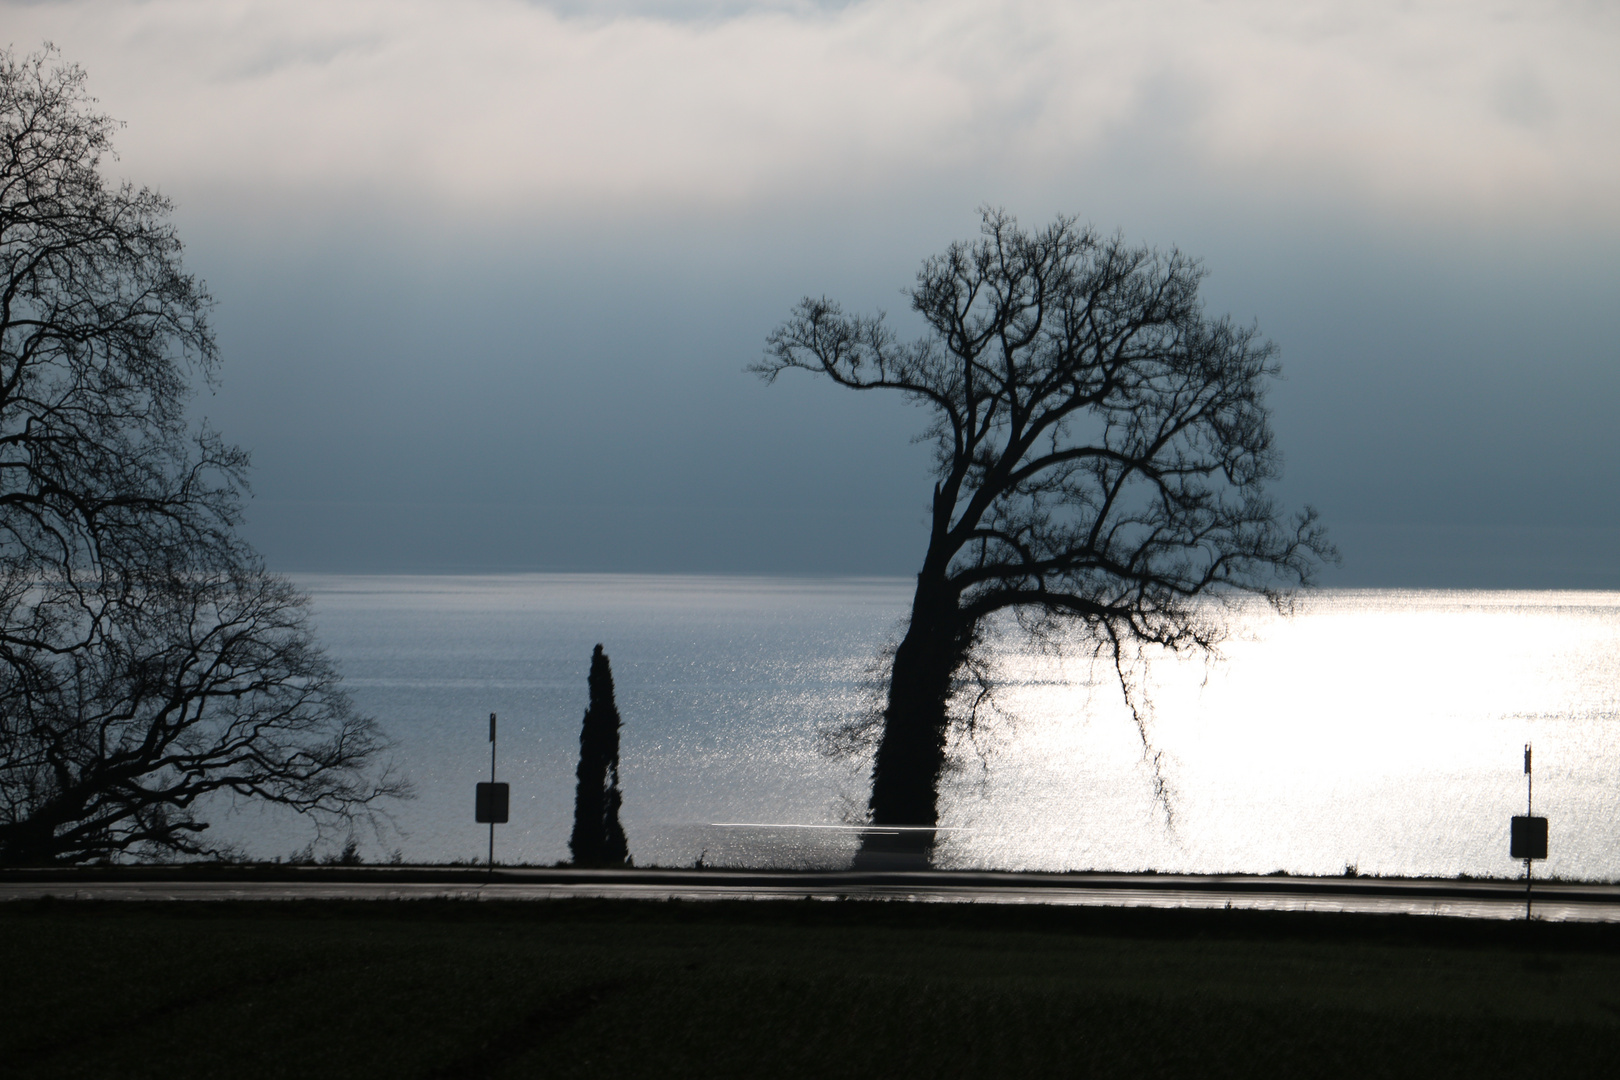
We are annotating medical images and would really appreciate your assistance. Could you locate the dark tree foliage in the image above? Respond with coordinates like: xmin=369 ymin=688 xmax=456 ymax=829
xmin=757 ymin=209 xmax=1334 ymax=860
xmin=569 ymin=644 xmax=628 ymax=867
xmin=0 ymin=47 xmax=404 ymax=865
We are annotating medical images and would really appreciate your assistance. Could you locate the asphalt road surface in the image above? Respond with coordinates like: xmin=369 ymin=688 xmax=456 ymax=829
xmin=5 ymin=868 xmax=1619 ymax=921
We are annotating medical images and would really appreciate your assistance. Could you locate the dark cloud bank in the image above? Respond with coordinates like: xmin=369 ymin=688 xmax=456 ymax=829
xmin=193 ymin=202 xmax=1619 ymax=589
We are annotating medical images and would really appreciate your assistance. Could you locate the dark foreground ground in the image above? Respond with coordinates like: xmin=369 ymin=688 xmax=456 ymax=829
xmin=4 ymin=898 xmax=1620 ymax=1079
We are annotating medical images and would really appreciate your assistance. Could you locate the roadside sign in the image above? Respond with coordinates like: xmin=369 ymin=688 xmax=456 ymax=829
xmin=1514 ymin=743 xmax=1545 ymax=920
xmin=476 ymin=781 xmax=509 ymax=824
xmin=1510 ymin=815 xmax=1547 ymax=860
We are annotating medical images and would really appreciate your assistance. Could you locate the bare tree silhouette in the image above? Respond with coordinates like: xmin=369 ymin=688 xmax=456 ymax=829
xmin=757 ymin=208 xmax=1334 ymax=863
xmin=0 ymin=47 xmax=405 ymax=864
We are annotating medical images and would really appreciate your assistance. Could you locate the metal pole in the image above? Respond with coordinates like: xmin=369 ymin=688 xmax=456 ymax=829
xmin=1526 ymin=743 xmax=1533 ymax=816
xmin=1524 ymin=742 xmax=1533 ymax=921
xmin=489 ymin=713 xmax=497 ymax=880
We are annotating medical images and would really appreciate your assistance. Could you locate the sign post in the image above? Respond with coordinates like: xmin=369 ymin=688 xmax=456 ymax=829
xmin=1509 ymin=743 xmax=1548 ymax=920
xmin=475 ymin=712 xmax=509 ymax=879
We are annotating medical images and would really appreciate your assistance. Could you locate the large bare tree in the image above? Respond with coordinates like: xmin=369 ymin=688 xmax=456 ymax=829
xmin=0 ymin=47 xmax=404 ymax=864
xmin=758 ymin=209 xmax=1333 ymax=862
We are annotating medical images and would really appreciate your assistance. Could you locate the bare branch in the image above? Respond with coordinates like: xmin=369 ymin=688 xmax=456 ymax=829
xmin=0 ymin=47 xmax=405 ymax=865
xmin=761 ymin=207 xmax=1336 ymax=852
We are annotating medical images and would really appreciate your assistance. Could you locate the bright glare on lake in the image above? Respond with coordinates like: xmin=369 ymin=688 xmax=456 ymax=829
xmin=210 ymin=577 xmax=1620 ymax=881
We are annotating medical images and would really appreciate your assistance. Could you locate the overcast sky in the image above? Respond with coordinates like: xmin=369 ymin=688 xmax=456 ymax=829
xmin=9 ymin=0 xmax=1618 ymax=585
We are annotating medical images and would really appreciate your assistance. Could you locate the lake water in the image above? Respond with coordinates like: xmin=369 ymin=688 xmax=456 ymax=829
xmin=212 ymin=576 xmax=1620 ymax=881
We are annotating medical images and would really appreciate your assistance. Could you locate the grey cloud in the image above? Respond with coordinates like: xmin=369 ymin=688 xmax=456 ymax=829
xmin=179 ymin=193 xmax=1620 ymax=588
xmin=219 ymin=34 xmax=387 ymax=82
xmin=19 ymin=1 xmax=1615 ymax=222
xmin=1490 ymin=67 xmax=1556 ymax=129
xmin=10 ymin=1 xmax=1613 ymax=586
xmin=531 ymin=0 xmax=862 ymax=21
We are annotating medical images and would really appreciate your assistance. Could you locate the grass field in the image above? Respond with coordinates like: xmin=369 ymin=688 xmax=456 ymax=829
xmin=4 ymin=898 xmax=1619 ymax=1078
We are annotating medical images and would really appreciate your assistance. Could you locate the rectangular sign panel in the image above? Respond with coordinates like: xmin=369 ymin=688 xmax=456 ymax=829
xmin=475 ymin=782 xmax=510 ymax=824
xmin=1510 ymin=815 xmax=1547 ymax=860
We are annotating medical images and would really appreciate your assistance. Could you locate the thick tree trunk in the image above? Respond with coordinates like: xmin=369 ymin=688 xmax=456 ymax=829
xmin=857 ymin=569 xmax=971 ymax=866
xmin=0 ymin=816 xmax=59 ymax=866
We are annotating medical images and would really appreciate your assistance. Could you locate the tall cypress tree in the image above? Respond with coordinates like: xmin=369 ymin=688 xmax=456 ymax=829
xmin=569 ymin=644 xmax=629 ymax=866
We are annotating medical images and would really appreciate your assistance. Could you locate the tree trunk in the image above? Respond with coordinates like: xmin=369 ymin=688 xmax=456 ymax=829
xmin=857 ymin=570 xmax=970 ymax=867
xmin=0 ymin=815 xmax=59 ymax=866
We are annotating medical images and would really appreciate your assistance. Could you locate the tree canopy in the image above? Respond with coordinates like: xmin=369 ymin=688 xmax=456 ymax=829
xmin=569 ymin=644 xmax=629 ymax=867
xmin=0 ymin=47 xmax=403 ymax=864
xmin=758 ymin=208 xmax=1334 ymax=860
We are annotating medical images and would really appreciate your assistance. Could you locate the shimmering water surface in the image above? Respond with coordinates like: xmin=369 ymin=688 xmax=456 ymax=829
xmin=213 ymin=576 xmax=1620 ymax=880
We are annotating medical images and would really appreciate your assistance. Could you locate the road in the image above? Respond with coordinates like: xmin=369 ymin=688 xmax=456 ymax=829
xmin=5 ymin=867 xmax=1619 ymax=920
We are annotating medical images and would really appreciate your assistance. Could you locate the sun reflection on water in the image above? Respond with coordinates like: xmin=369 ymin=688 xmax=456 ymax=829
xmin=940 ymin=590 xmax=1620 ymax=879
xmin=209 ymin=579 xmax=1620 ymax=880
